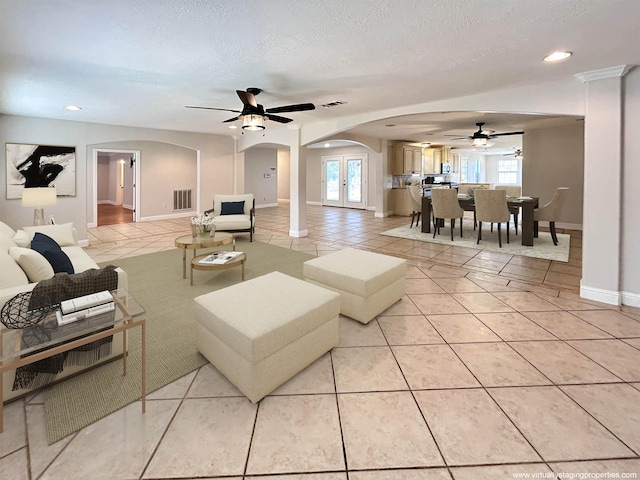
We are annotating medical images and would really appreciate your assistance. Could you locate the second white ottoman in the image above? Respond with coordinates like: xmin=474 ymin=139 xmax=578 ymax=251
xmin=193 ymin=271 xmax=340 ymax=403
xmin=303 ymin=248 xmax=406 ymax=324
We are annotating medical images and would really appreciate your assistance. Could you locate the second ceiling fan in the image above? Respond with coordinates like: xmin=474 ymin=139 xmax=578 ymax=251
xmin=185 ymin=88 xmax=315 ymax=131
xmin=448 ymin=122 xmax=524 ymax=147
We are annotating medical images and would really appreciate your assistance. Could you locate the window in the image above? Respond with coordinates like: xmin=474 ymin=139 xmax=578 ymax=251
xmin=497 ymin=159 xmax=518 ymax=184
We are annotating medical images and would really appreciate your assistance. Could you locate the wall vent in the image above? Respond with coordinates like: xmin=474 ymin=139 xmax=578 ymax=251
xmin=173 ymin=189 xmax=192 ymax=211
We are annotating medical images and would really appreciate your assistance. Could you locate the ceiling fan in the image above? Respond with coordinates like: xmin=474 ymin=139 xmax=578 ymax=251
xmin=185 ymin=88 xmax=315 ymax=131
xmin=447 ymin=122 xmax=524 ymax=147
xmin=504 ymin=148 xmax=523 ymax=157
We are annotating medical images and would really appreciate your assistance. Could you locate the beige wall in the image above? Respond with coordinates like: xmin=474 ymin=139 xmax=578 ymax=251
xmin=244 ymin=147 xmax=278 ymax=207
xmin=277 ymin=149 xmax=291 ymax=200
xmin=522 ymin=122 xmax=584 ymax=226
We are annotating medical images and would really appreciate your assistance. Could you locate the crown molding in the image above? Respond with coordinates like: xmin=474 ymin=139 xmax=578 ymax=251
xmin=575 ymin=65 xmax=634 ymax=83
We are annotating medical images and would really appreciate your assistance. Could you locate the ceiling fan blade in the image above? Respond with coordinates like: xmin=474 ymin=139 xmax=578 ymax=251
xmin=266 ymin=103 xmax=316 ymax=114
xmin=222 ymin=116 xmax=241 ymax=123
xmin=185 ymin=106 xmax=241 ymax=113
xmin=447 ymin=136 xmax=471 ymax=141
xmin=492 ymin=131 xmax=524 ymax=137
xmin=237 ymin=90 xmax=257 ymax=107
xmin=264 ymin=113 xmax=293 ymax=124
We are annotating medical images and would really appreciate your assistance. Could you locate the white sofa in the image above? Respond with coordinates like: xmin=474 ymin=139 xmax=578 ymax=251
xmin=1 ymin=221 xmax=127 ymax=403
xmin=204 ymin=193 xmax=255 ymax=242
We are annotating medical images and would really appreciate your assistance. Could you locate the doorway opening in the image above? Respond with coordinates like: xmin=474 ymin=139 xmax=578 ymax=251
xmin=94 ymin=149 xmax=139 ymax=226
xmin=321 ymin=153 xmax=368 ymax=209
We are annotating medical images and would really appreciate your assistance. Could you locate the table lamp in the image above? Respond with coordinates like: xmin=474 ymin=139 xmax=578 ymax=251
xmin=21 ymin=187 xmax=57 ymax=225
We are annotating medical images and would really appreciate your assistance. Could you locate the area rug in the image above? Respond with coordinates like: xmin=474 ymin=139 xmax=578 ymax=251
xmin=381 ymin=224 xmax=570 ymax=262
xmin=43 ymin=240 xmax=315 ymax=444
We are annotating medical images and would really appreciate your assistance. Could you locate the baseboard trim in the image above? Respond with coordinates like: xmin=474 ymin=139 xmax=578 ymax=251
xmin=580 ymin=283 xmax=621 ymax=306
xmin=621 ymin=291 xmax=640 ymax=308
xmin=375 ymin=211 xmax=393 ymax=218
xmin=78 ymin=239 xmax=89 ymax=247
xmin=307 ymin=201 xmax=322 ymax=206
xmin=256 ymin=203 xmax=278 ymax=209
xmin=139 ymin=212 xmax=194 ymax=222
xmin=289 ymin=229 xmax=309 ymax=238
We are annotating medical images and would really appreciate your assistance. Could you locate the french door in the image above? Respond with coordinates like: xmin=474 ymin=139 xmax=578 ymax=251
xmin=322 ymin=154 xmax=367 ymax=209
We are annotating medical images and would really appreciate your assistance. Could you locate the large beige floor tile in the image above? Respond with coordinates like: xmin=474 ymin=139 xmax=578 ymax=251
xmin=337 ymin=317 xmax=387 ymax=347
xmin=509 ymin=341 xmax=622 ymax=384
xmin=331 ymin=346 xmax=408 ymax=392
xmin=474 ymin=312 xmax=557 ymax=341
xmin=405 ymin=277 xmax=446 ymax=294
xmin=379 ymin=296 xmax=423 ymax=316
xmin=567 ymin=339 xmax=640 ymax=382
xmin=451 ymin=464 xmax=553 ymax=480
xmin=570 ymin=309 xmax=640 ymax=337
xmin=415 ymin=389 xmax=541 ymax=465
xmin=488 ymin=386 xmax=634 ymax=461
xmin=522 ymin=311 xmax=612 ymax=340
xmin=350 ymin=469 xmax=450 ymax=479
xmin=378 ymin=315 xmax=445 ymax=345
xmin=409 ymin=294 xmax=468 ymax=315
xmin=338 ymin=392 xmax=444 ymax=469
xmin=271 ymin=353 xmax=335 ymax=395
xmin=427 ymin=313 xmax=502 ymax=343
xmin=246 ymin=395 xmax=344 ymax=475
xmin=43 ymin=400 xmax=179 ymax=480
xmin=549 ymin=459 xmax=640 ymax=476
xmin=561 ymin=383 xmax=640 ymax=453
xmin=246 ymin=474 xmax=346 ymax=480
xmin=144 ymin=398 xmax=256 ymax=478
xmin=451 ymin=292 xmax=514 ymax=313
xmin=0 ymin=448 xmax=28 ymax=480
xmin=0 ymin=400 xmax=26 ymax=458
xmin=431 ymin=277 xmax=486 ymax=293
xmin=147 ymin=370 xmax=197 ymax=400
xmin=25 ymin=405 xmax=74 ymax=479
xmin=452 ymin=343 xmax=551 ymax=387
xmin=392 ymin=345 xmax=479 ymax=389
xmin=492 ymin=291 xmax=560 ymax=311
xmin=186 ymin=363 xmax=244 ymax=398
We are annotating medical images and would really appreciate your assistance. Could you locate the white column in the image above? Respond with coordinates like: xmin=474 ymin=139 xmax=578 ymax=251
xmin=374 ymin=139 xmax=393 ymax=217
xmin=288 ymin=125 xmax=308 ymax=237
xmin=577 ymin=65 xmax=631 ymax=304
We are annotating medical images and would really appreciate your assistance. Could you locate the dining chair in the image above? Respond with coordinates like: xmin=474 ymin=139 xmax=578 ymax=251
xmin=474 ymin=189 xmax=511 ymax=247
xmin=431 ymin=188 xmax=464 ymax=240
xmin=494 ymin=185 xmax=522 ymax=235
xmin=408 ymin=185 xmax=423 ymax=228
xmin=534 ymin=187 xmax=570 ymax=245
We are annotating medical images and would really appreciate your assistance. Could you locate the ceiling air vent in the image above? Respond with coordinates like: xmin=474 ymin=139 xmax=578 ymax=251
xmin=321 ymin=101 xmax=347 ymax=108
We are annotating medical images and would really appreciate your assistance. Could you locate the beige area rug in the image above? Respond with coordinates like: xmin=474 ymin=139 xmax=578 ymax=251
xmin=43 ymin=240 xmax=315 ymax=444
xmin=381 ymin=224 xmax=570 ymax=262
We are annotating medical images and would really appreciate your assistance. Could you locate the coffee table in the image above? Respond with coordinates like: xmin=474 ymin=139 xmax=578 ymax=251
xmin=191 ymin=252 xmax=246 ymax=286
xmin=0 ymin=289 xmax=146 ymax=432
xmin=175 ymin=232 xmax=235 ymax=279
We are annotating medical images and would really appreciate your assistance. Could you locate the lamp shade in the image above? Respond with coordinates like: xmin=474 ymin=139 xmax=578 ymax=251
xmin=472 ymin=137 xmax=487 ymax=148
xmin=21 ymin=187 xmax=57 ymax=207
xmin=242 ymin=114 xmax=265 ymax=131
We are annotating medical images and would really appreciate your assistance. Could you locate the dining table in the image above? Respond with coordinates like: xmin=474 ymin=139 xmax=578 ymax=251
xmin=421 ymin=194 xmax=540 ymax=246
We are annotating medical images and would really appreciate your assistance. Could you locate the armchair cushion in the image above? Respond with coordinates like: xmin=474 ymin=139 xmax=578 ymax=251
xmin=30 ymin=232 xmax=74 ymax=274
xmin=220 ymin=201 xmax=245 ymax=215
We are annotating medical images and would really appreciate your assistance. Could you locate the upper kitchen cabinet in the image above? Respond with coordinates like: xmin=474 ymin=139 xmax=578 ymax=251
xmin=391 ymin=144 xmax=423 ymax=175
xmin=423 ymin=148 xmax=434 ymax=174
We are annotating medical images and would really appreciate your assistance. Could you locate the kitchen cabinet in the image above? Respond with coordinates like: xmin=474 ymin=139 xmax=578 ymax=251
xmin=423 ymin=148 xmax=434 ymax=174
xmin=390 ymin=188 xmax=413 ymax=216
xmin=391 ymin=144 xmax=423 ymax=175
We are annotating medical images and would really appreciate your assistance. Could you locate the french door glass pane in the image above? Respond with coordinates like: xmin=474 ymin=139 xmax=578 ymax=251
xmin=347 ymin=159 xmax=361 ymax=203
xmin=326 ymin=160 xmax=340 ymax=201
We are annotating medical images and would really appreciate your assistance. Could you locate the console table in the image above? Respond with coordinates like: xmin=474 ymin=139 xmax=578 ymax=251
xmin=0 ymin=289 xmax=146 ymax=432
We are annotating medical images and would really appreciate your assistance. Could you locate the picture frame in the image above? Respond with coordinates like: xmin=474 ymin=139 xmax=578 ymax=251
xmin=6 ymin=143 xmax=76 ymax=199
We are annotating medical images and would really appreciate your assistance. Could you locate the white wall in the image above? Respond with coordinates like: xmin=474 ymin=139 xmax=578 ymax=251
xmin=97 ymin=155 xmax=111 ymax=203
xmin=485 ymin=154 xmax=522 ymax=186
xmin=522 ymin=122 xmax=584 ymax=226
xmin=277 ymin=149 xmax=291 ymax=200
xmin=244 ymin=147 xmax=278 ymax=207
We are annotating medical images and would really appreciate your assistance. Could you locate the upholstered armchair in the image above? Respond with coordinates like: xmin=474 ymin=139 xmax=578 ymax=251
xmin=204 ymin=193 xmax=255 ymax=242
xmin=534 ymin=187 xmax=570 ymax=246
xmin=431 ymin=188 xmax=464 ymax=240
xmin=474 ymin=189 xmax=511 ymax=247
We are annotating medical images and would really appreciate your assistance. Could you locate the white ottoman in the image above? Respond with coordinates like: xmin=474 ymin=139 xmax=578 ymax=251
xmin=193 ymin=271 xmax=340 ymax=403
xmin=303 ymin=248 xmax=406 ymax=324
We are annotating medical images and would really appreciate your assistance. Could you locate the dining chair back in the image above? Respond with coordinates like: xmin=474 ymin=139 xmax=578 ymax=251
xmin=474 ymin=189 xmax=511 ymax=247
xmin=431 ymin=188 xmax=464 ymax=240
xmin=495 ymin=185 xmax=522 ymax=235
xmin=408 ymin=185 xmax=423 ymax=228
xmin=534 ymin=187 xmax=570 ymax=245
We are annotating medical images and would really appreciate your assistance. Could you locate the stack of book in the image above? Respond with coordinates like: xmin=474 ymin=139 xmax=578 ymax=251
xmin=56 ymin=290 xmax=115 ymax=325
xmin=199 ymin=251 xmax=243 ymax=265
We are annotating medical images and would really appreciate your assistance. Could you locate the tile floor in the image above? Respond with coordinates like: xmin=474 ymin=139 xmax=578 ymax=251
xmin=2 ymin=204 xmax=640 ymax=479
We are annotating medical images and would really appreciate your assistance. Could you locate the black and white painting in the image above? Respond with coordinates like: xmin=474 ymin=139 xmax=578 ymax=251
xmin=6 ymin=143 xmax=76 ymax=199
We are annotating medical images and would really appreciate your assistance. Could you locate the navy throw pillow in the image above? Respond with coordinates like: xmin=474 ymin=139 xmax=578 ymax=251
xmin=30 ymin=232 xmax=74 ymax=274
xmin=220 ymin=201 xmax=245 ymax=215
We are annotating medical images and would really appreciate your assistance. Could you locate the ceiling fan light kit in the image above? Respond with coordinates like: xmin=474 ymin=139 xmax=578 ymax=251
xmin=242 ymin=114 xmax=265 ymax=131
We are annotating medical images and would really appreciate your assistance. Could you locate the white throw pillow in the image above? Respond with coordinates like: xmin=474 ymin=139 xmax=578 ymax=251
xmin=9 ymin=246 xmax=55 ymax=283
xmin=0 ymin=250 xmax=30 ymax=288
xmin=0 ymin=233 xmax=17 ymax=254
xmin=0 ymin=221 xmax=16 ymax=239
xmin=23 ymin=222 xmax=76 ymax=247
xmin=13 ymin=230 xmax=31 ymax=248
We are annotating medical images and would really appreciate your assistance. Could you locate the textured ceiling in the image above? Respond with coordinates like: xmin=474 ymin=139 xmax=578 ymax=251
xmin=1 ymin=0 xmax=638 ymax=151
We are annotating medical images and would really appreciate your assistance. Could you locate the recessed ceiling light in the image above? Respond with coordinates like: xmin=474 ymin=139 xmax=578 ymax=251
xmin=228 ymin=125 xmax=238 ymax=129
xmin=64 ymin=105 xmax=81 ymax=111
xmin=543 ymin=51 xmax=572 ymax=62
xmin=324 ymin=143 xmax=331 ymax=148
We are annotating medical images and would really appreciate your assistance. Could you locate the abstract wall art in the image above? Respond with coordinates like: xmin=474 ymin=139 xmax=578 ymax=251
xmin=6 ymin=143 xmax=76 ymax=199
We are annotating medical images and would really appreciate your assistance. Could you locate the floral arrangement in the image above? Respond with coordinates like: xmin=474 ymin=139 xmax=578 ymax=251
xmin=191 ymin=214 xmax=216 ymax=235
